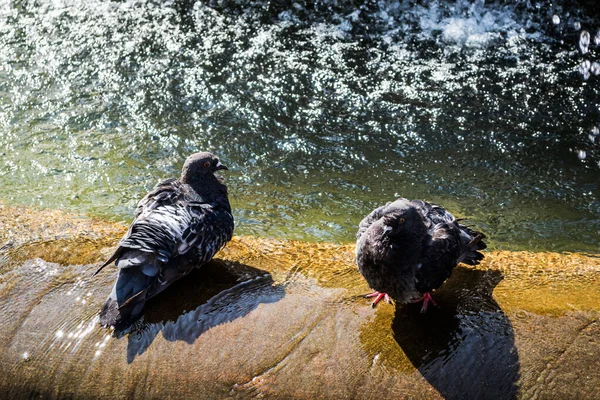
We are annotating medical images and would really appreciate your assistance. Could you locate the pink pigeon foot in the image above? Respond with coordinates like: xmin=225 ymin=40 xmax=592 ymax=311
xmin=412 ymin=292 xmax=438 ymax=313
xmin=365 ymin=291 xmax=391 ymax=308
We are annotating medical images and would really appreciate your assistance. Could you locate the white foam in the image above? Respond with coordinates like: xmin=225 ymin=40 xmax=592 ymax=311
xmin=416 ymin=0 xmax=521 ymax=48
xmin=442 ymin=15 xmax=502 ymax=47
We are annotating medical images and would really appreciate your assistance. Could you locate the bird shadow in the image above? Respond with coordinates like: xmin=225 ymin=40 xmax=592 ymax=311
xmin=121 ymin=259 xmax=285 ymax=363
xmin=392 ymin=267 xmax=520 ymax=400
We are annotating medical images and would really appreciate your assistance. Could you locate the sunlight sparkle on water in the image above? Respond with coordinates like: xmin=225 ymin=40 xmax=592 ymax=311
xmin=0 ymin=0 xmax=598 ymax=251
xmin=580 ymin=60 xmax=591 ymax=80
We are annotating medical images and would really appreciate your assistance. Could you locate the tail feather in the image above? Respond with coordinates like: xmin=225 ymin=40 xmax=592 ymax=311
xmin=457 ymin=226 xmax=487 ymax=266
xmin=98 ymin=266 xmax=154 ymax=329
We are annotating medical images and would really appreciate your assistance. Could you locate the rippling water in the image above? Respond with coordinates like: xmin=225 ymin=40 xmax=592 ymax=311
xmin=0 ymin=0 xmax=598 ymax=251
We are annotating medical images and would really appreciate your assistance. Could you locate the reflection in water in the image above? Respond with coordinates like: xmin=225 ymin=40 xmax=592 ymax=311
xmin=393 ymin=268 xmax=519 ymax=400
xmin=123 ymin=260 xmax=285 ymax=363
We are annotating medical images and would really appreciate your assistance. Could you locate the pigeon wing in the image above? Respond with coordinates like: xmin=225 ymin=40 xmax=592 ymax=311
xmin=414 ymin=203 xmax=463 ymax=293
xmin=97 ymin=182 xmax=234 ymax=328
xmin=94 ymin=178 xmax=183 ymax=275
xmin=118 ymin=191 xmax=232 ymax=265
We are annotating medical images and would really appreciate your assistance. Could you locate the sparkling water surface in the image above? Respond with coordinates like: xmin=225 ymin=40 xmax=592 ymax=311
xmin=0 ymin=0 xmax=599 ymax=251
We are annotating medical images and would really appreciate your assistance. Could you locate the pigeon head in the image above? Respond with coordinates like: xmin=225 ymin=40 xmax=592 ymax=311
xmin=381 ymin=207 xmax=421 ymax=238
xmin=180 ymin=152 xmax=228 ymax=184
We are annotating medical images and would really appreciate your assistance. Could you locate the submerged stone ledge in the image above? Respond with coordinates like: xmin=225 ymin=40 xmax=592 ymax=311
xmin=0 ymin=204 xmax=599 ymax=399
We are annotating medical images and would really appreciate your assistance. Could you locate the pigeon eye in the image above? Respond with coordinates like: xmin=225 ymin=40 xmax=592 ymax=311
xmin=399 ymin=218 xmax=406 ymax=223
xmin=203 ymin=161 xmax=211 ymax=168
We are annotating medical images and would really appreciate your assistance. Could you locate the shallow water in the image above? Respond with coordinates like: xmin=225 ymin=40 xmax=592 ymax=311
xmin=0 ymin=0 xmax=599 ymax=251
xmin=2 ymin=225 xmax=600 ymax=399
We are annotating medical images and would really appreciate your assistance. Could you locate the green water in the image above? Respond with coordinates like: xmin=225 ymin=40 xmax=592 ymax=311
xmin=0 ymin=0 xmax=598 ymax=251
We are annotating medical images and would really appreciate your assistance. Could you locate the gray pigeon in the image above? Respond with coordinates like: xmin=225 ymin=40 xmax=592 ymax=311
xmin=95 ymin=152 xmax=234 ymax=329
xmin=356 ymin=198 xmax=485 ymax=311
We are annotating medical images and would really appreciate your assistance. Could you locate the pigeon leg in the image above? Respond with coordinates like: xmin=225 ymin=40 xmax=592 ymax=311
xmin=412 ymin=292 xmax=437 ymax=313
xmin=365 ymin=291 xmax=391 ymax=308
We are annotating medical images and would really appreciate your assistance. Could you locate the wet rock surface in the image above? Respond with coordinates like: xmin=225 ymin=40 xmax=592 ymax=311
xmin=1 ymin=205 xmax=599 ymax=399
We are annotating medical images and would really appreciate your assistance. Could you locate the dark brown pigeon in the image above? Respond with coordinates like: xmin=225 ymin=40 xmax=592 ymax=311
xmin=356 ymin=198 xmax=485 ymax=311
xmin=95 ymin=152 xmax=234 ymax=329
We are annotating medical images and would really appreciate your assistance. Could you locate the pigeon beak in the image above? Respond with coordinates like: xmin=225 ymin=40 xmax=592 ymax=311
xmin=215 ymin=161 xmax=228 ymax=171
xmin=383 ymin=225 xmax=392 ymax=235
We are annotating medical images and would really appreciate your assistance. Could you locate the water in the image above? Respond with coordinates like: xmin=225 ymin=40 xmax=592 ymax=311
xmin=0 ymin=0 xmax=599 ymax=251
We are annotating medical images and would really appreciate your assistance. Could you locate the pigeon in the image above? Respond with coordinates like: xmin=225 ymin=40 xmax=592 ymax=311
xmin=355 ymin=198 xmax=486 ymax=312
xmin=95 ymin=152 xmax=234 ymax=329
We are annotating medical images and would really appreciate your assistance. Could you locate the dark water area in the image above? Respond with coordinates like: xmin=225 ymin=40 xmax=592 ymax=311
xmin=0 ymin=0 xmax=599 ymax=251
